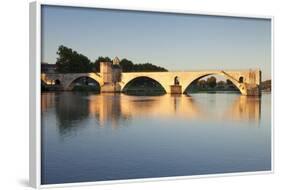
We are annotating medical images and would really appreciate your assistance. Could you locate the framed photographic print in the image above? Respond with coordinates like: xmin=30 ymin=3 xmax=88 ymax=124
xmin=29 ymin=0 xmax=273 ymax=188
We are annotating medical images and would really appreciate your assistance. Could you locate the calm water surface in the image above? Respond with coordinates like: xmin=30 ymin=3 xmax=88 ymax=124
xmin=41 ymin=92 xmax=271 ymax=184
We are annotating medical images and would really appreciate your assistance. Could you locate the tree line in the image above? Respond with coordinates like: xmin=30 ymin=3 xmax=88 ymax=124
xmin=55 ymin=45 xmax=167 ymax=73
xmin=260 ymin=80 xmax=271 ymax=92
xmin=192 ymin=77 xmax=272 ymax=92
xmin=187 ymin=76 xmax=239 ymax=91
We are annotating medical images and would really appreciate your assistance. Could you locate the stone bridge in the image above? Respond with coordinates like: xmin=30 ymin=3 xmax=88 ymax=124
xmin=41 ymin=61 xmax=261 ymax=96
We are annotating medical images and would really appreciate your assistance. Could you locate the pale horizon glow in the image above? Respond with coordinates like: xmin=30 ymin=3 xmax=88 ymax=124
xmin=41 ymin=5 xmax=271 ymax=80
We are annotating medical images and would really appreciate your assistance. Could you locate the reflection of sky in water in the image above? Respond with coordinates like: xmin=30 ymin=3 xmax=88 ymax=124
xmin=41 ymin=92 xmax=271 ymax=184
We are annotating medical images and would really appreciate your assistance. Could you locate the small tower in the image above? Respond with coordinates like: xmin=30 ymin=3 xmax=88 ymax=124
xmin=113 ymin=56 xmax=120 ymax=65
xmin=100 ymin=57 xmax=122 ymax=93
xmin=100 ymin=62 xmax=113 ymax=84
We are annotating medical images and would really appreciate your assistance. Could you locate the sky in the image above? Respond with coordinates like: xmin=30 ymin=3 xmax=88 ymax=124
xmin=41 ymin=5 xmax=271 ymax=80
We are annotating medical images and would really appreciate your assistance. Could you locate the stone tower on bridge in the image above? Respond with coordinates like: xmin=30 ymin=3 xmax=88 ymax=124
xmin=100 ymin=57 xmax=122 ymax=92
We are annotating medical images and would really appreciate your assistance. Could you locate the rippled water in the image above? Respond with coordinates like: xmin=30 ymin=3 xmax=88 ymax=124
xmin=41 ymin=92 xmax=271 ymax=184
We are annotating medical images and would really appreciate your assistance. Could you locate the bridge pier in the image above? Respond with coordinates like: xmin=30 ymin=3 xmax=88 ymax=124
xmin=245 ymin=84 xmax=261 ymax=96
xmin=101 ymin=83 xmax=122 ymax=93
xmin=170 ymin=85 xmax=182 ymax=94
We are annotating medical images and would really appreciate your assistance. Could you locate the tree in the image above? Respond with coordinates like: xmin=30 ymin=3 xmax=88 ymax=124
xmin=119 ymin=59 xmax=134 ymax=72
xmin=93 ymin=56 xmax=112 ymax=72
xmin=56 ymin=45 xmax=93 ymax=73
xmin=119 ymin=59 xmax=167 ymax=72
xmin=133 ymin=63 xmax=167 ymax=72
xmin=217 ymin=80 xmax=226 ymax=89
xmin=217 ymin=81 xmax=226 ymax=86
xmin=206 ymin=76 xmax=217 ymax=88
xmin=226 ymin=79 xmax=233 ymax=85
xmin=55 ymin=46 xmax=168 ymax=73
xmin=197 ymin=79 xmax=207 ymax=88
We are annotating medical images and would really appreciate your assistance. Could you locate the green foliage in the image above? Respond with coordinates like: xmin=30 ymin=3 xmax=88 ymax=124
xmin=55 ymin=45 xmax=168 ymax=73
xmin=123 ymin=77 xmax=166 ymax=96
xmin=186 ymin=76 xmax=240 ymax=93
xmin=119 ymin=59 xmax=167 ymax=72
xmin=226 ymin=79 xmax=233 ymax=85
xmin=217 ymin=80 xmax=226 ymax=86
xmin=133 ymin=63 xmax=167 ymax=72
xmin=197 ymin=80 xmax=207 ymax=88
xmin=206 ymin=76 xmax=217 ymax=88
xmin=217 ymin=80 xmax=226 ymax=89
xmin=119 ymin=59 xmax=134 ymax=72
xmin=56 ymin=45 xmax=93 ymax=73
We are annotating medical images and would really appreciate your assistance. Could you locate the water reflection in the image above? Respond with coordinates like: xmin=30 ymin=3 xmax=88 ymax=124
xmin=41 ymin=92 xmax=262 ymax=135
xmin=41 ymin=92 xmax=55 ymax=113
xmin=225 ymin=96 xmax=261 ymax=122
xmin=88 ymin=94 xmax=131 ymax=128
xmin=55 ymin=92 xmax=91 ymax=135
xmin=119 ymin=94 xmax=202 ymax=119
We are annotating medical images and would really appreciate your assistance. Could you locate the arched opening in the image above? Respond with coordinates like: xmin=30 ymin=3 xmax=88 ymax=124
xmin=68 ymin=76 xmax=101 ymax=92
xmin=55 ymin=79 xmax=61 ymax=85
xmin=184 ymin=74 xmax=240 ymax=95
xmin=123 ymin=76 xmax=166 ymax=96
xmin=41 ymin=79 xmax=62 ymax=91
xmin=239 ymin=76 xmax=244 ymax=83
xmin=41 ymin=80 xmax=48 ymax=91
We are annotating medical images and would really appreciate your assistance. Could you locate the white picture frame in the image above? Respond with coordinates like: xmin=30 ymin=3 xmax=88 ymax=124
xmin=29 ymin=0 xmax=274 ymax=188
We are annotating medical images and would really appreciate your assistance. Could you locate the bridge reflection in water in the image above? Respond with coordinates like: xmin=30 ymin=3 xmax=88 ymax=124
xmin=225 ymin=96 xmax=261 ymax=122
xmin=41 ymin=92 xmax=261 ymax=134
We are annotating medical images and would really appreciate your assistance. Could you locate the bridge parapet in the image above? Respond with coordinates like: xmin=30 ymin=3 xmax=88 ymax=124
xmin=41 ymin=72 xmax=103 ymax=90
xmin=119 ymin=69 xmax=261 ymax=96
xmin=41 ymin=66 xmax=261 ymax=96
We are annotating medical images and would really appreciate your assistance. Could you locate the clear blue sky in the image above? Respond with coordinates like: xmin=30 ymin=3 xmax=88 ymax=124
xmin=41 ymin=5 xmax=271 ymax=80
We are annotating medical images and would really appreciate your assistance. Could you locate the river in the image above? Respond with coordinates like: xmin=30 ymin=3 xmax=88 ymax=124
xmin=41 ymin=92 xmax=271 ymax=184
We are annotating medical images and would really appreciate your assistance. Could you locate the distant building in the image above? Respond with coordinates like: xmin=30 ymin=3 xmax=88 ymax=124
xmin=41 ymin=62 xmax=57 ymax=73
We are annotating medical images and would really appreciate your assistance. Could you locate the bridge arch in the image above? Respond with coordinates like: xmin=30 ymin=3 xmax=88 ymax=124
xmin=41 ymin=79 xmax=48 ymax=86
xmin=55 ymin=79 xmax=61 ymax=85
xmin=122 ymin=76 xmax=167 ymax=95
xmin=182 ymin=71 xmax=247 ymax=95
xmin=41 ymin=80 xmax=49 ymax=91
xmin=65 ymin=75 xmax=102 ymax=91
